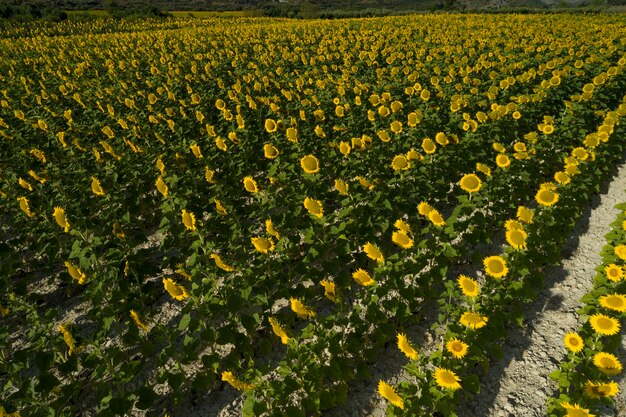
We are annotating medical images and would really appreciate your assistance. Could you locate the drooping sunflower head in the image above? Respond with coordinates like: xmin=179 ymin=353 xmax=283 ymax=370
xmin=377 ymin=380 xmax=404 ymax=410
xmin=560 ymin=402 xmax=595 ymax=417
xmin=392 ymin=231 xmax=414 ymax=249
xmin=593 ymin=352 xmax=623 ymax=375
xmin=460 ymin=311 xmax=488 ymax=330
xmin=418 ymin=202 xmax=433 ymax=217
xmin=334 ymin=179 xmax=349 ymax=195
xmin=352 ymin=269 xmax=375 ymax=286
xmin=363 ymin=242 xmax=384 ymax=263
xmin=421 ymin=138 xmax=436 ymax=154
xmin=517 ymin=206 xmax=534 ymax=224
xmin=181 ymin=209 xmax=196 ymax=231
xmin=583 ymin=380 xmax=619 ymax=399
xmin=303 ymin=197 xmax=324 ymax=218
xmin=397 ymin=333 xmax=418 ymax=360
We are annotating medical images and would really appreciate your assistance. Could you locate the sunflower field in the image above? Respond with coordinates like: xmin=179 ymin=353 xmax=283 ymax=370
xmin=1 ymin=12 xmax=626 ymax=417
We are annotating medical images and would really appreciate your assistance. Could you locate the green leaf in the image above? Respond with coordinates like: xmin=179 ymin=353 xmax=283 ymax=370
xmin=178 ymin=313 xmax=191 ymax=331
xmin=135 ymin=386 xmax=158 ymax=410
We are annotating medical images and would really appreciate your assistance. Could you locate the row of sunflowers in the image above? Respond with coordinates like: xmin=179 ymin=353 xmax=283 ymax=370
xmin=546 ymin=198 xmax=626 ymax=415
xmin=1 ymin=12 xmax=626 ymax=417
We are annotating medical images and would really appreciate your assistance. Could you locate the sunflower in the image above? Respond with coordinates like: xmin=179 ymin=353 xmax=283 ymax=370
xmin=397 ymin=333 xmax=419 ymax=360
xmin=390 ymin=121 xmax=403 ymax=134
xmin=215 ymin=136 xmax=228 ymax=151
xmin=593 ymin=352 xmax=623 ymax=375
xmin=605 ymin=264 xmax=623 ymax=282
xmin=320 ymin=280 xmax=336 ymax=302
xmin=459 ymin=174 xmax=482 ymax=193
xmin=554 ymin=171 xmax=571 ymax=185
xmin=65 ymin=261 xmax=86 ymax=284
xmin=263 ymin=144 xmax=279 ymax=159
xmin=517 ymin=206 xmax=534 ymax=224
xmin=286 ymin=127 xmax=298 ymax=142
xmin=484 ymin=256 xmax=508 ymax=279
xmin=506 ymin=228 xmax=527 ymax=250
xmin=458 ymin=275 xmax=479 ymax=298
xmin=560 ymin=402 xmax=595 ymax=417
xmin=535 ymin=185 xmax=559 ymax=207
xmin=434 ymin=368 xmax=461 ymax=390
xmin=476 ymin=162 xmax=491 ymax=177
xmin=418 ymin=202 xmax=434 ymax=216
xmin=300 ymin=155 xmax=320 ymax=174
xmin=156 ymin=176 xmax=169 ymax=198
xmin=190 ymin=143 xmax=203 ymax=159
xmin=392 ymin=231 xmax=414 ymax=249
xmin=221 ymin=371 xmax=254 ymax=391
xmin=505 ymin=219 xmax=524 ymax=231
xmin=181 ymin=209 xmax=196 ymax=231
xmin=496 ymin=154 xmax=511 ymax=169
xmin=214 ymin=198 xmax=228 ymax=216
xmin=492 ymin=142 xmax=506 ymax=153
xmin=251 ymin=237 xmax=274 ymax=254
xmin=210 ymin=254 xmax=235 ymax=272
xmin=446 ymin=338 xmax=469 ymax=359
xmin=264 ymin=118 xmax=277 ymax=133
xmin=363 ymin=242 xmax=384 ymax=263
xmin=460 ymin=311 xmax=488 ymax=329
xmin=589 ymin=314 xmax=620 ymax=336
xmin=422 ymin=138 xmax=436 ymax=154
xmin=243 ymin=176 xmax=259 ymax=194
xmin=304 ymin=197 xmax=323 ymax=218
xmin=53 ymin=207 xmax=70 ymax=232
xmin=334 ymin=179 xmax=349 ymax=195
xmin=394 ymin=219 xmax=411 ymax=234
xmin=91 ymin=177 xmax=105 ymax=196
xmin=268 ymin=317 xmax=289 ymax=344
xmin=265 ymin=219 xmax=280 ymax=240
xmin=584 ymin=380 xmax=619 ymax=399
xmin=290 ymin=298 xmax=315 ymax=319
xmin=129 ymin=310 xmax=149 ymax=332
xmin=428 ymin=209 xmax=446 ymax=227
xmin=163 ymin=278 xmax=189 ymax=301
xmin=352 ymin=269 xmax=375 ymax=286
xmin=615 ymin=244 xmax=626 ymax=261
xmin=339 ymin=141 xmax=351 ymax=157
xmin=391 ymin=155 xmax=410 ymax=171
xmin=572 ymin=147 xmax=589 ymax=161
xmin=599 ymin=294 xmax=626 ymax=313
xmin=435 ymin=132 xmax=448 ymax=146
xmin=377 ymin=381 xmax=404 ymax=410
xmin=205 ymin=167 xmax=215 ymax=184
xmin=563 ymin=332 xmax=584 ymax=353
